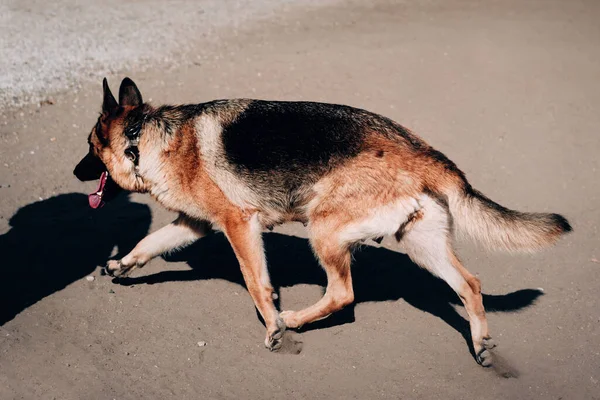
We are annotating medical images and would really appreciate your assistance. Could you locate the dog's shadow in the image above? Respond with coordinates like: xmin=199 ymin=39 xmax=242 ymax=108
xmin=0 ymin=193 xmax=541 ymax=361
xmin=117 ymin=231 xmax=543 ymax=356
xmin=0 ymin=193 xmax=151 ymax=325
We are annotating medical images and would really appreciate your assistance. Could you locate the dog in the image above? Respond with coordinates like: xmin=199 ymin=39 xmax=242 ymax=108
xmin=74 ymin=77 xmax=571 ymax=366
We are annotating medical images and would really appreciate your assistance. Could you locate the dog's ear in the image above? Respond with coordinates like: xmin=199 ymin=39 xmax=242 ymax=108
xmin=102 ymin=78 xmax=119 ymax=113
xmin=119 ymin=77 xmax=143 ymax=107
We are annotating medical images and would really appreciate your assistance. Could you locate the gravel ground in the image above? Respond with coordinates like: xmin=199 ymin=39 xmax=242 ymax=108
xmin=0 ymin=0 xmax=339 ymax=109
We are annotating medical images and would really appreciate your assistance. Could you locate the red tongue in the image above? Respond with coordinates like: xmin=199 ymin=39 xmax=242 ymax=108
xmin=88 ymin=171 xmax=108 ymax=209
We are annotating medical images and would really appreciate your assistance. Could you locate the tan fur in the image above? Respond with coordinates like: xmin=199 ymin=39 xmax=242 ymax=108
xmin=222 ymin=211 xmax=284 ymax=348
xmin=446 ymin=188 xmax=568 ymax=252
xmin=107 ymin=215 xmax=211 ymax=276
xmin=210 ymin=99 xmax=252 ymax=125
xmin=195 ymin=113 xmax=262 ymax=210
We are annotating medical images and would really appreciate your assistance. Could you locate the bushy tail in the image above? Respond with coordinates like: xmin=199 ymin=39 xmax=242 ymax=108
xmin=445 ymin=185 xmax=572 ymax=252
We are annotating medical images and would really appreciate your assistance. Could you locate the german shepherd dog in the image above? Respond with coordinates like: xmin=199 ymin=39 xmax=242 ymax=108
xmin=74 ymin=78 xmax=571 ymax=367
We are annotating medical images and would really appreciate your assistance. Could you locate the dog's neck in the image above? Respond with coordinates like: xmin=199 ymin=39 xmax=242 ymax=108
xmin=122 ymin=104 xmax=206 ymax=192
xmin=123 ymin=105 xmax=179 ymax=193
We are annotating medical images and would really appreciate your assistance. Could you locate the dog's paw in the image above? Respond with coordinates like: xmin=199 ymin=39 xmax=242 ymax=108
xmin=264 ymin=318 xmax=286 ymax=352
xmin=265 ymin=328 xmax=284 ymax=352
xmin=474 ymin=336 xmax=496 ymax=367
xmin=476 ymin=345 xmax=495 ymax=367
xmin=264 ymin=319 xmax=303 ymax=354
xmin=105 ymin=259 xmax=136 ymax=278
xmin=279 ymin=310 xmax=302 ymax=329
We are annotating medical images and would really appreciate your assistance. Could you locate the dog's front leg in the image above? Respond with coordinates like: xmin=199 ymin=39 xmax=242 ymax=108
xmin=221 ymin=211 xmax=284 ymax=351
xmin=106 ymin=214 xmax=211 ymax=277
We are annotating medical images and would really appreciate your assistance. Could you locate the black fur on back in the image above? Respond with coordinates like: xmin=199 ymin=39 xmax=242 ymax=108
xmin=221 ymin=101 xmax=367 ymax=173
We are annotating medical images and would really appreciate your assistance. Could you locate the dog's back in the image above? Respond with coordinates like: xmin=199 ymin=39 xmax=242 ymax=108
xmin=196 ymin=100 xmax=425 ymax=214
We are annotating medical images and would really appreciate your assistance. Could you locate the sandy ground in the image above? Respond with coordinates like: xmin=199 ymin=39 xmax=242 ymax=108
xmin=1 ymin=0 xmax=599 ymax=399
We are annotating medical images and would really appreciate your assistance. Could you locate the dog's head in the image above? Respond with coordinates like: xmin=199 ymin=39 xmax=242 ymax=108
xmin=74 ymin=77 xmax=148 ymax=208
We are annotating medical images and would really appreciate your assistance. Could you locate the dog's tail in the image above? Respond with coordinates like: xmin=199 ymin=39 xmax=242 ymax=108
xmin=443 ymin=184 xmax=571 ymax=252
xmin=435 ymin=167 xmax=572 ymax=252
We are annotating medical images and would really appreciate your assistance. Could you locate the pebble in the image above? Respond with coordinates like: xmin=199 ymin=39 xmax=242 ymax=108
xmin=197 ymin=341 xmax=207 ymax=347
xmin=86 ymin=275 xmax=95 ymax=282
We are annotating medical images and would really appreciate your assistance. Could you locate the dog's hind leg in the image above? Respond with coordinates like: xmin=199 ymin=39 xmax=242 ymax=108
xmin=106 ymin=214 xmax=211 ymax=277
xmin=280 ymin=220 xmax=354 ymax=329
xmin=221 ymin=211 xmax=284 ymax=351
xmin=398 ymin=195 xmax=495 ymax=366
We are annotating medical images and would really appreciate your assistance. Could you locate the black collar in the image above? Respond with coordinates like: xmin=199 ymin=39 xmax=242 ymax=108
xmin=124 ymin=115 xmax=144 ymax=166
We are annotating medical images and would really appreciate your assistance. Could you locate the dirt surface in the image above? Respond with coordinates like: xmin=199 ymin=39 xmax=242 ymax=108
xmin=1 ymin=0 xmax=599 ymax=399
